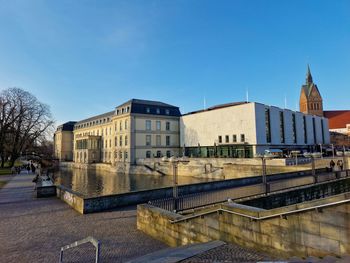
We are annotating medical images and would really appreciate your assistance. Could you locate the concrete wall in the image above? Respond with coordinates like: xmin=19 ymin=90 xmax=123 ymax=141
xmin=137 ymin=192 xmax=350 ymax=258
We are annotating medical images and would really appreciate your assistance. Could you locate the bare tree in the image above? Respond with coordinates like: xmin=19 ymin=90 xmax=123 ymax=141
xmin=0 ymin=88 xmax=54 ymax=167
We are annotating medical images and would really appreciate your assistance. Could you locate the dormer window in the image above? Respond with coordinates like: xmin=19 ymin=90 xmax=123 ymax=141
xmin=122 ymin=108 xmax=124 ymax=114
xmin=116 ymin=109 xmax=119 ymax=115
xmin=156 ymin=108 xmax=160 ymax=114
xmin=126 ymin=106 xmax=130 ymax=113
xmin=146 ymin=107 xmax=150 ymax=113
xmin=165 ymin=109 xmax=170 ymax=115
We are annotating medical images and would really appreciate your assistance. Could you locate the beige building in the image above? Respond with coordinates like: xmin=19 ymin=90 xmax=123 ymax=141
xmin=72 ymin=99 xmax=181 ymax=164
xmin=53 ymin=122 xmax=76 ymax=161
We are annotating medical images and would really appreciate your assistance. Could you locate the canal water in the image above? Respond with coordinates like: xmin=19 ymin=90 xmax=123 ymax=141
xmin=54 ymin=168 xmax=217 ymax=197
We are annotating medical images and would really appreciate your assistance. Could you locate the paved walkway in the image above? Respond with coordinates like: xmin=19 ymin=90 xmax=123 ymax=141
xmin=0 ymin=172 xmax=167 ymax=263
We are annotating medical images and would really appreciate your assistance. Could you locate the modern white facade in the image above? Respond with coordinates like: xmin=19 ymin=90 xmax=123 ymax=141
xmin=180 ymin=102 xmax=330 ymax=157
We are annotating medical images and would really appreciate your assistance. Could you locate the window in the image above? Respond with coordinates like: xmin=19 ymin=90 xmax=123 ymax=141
xmin=124 ymin=151 xmax=128 ymax=160
xmin=146 ymin=120 xmax=151 ymax=130
xmin=109 ymin=139 xmax=111 ymax=148
xmin=232 ymin=135 xmax=237 ymax=142
xmin=109 ymin=127 xmax=111 ymax=134
xmin=156 ymin=150 xmax=162 ymax=157
xmin=119 ymin=151 xmax=122 ymax=159
xmin=146 ymin=107 xmax=150 ymax=113
xmin=280 ymin=112 xmax=285 ymax=143
xmin=225 ymin=135 xmax=229 ymax=143
xmin=218 ymin=136 xmax=222 ymax=143
xmin=146 ymin=151 xmax=151 ymax=158
xmin=146 ymin=135 xmax=151 ymax=146
xmin=292 ymin=113 xmax=297 ymax=144
xmin=115 ymin=137 xmax=117 ymax=147
xmin=166 ymin=150 xmax=171 ymax=157
xmin=166 ymin=121 xmax=170 ymax=131
xmin=240 ymin=134 xmax=245 ymax=142
xmin=303 ymin=116 xmax=307 ymax=144
xmin=101 ymin=129 xmax=103 ymax=136
xmin=165 ymin=109 xmax=170 ymax=115
xmin=156 ymin=135 xmax=161 ymax=146
xmin=156 ymin=121 xmax=161 ymax=131
xmin=97 ymin=130 xmax=99 ymax=136
xmin=166 ymin=136 xmax=170 ymax=146
xmin=125 ymin=135 xmax=128 ymax=146
xmin=156 ymin=108 xmax=160 ymax=114
xmin=125 ymin=120 xmax=128 ymax=130
xmin=120 ymin=121 xmax=122 ymax=131
xmin=119 ymin=135 xmax=122 ymax=146
xmin=321 ymin=119 xmax=325 ymax=144
xmin=265 ymin=108 xmax=271 ymax=143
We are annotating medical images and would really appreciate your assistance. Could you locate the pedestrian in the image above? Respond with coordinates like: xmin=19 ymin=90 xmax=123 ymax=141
xmin=330 ymin=160 xmax=335 ymax=171
xmin=336 ymin=160 xmax=343 ymax=171
xmin=31 ymin=163 xmax=36 ymax=174
xmin=26 ymin=164 xmax=30 ymax=174
xmin=339 ymin=160 xmax=344 ymax=171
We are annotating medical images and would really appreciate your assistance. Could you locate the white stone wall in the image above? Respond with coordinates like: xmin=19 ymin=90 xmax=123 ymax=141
xmin=180 ymin=103 xmax=257 ymax=147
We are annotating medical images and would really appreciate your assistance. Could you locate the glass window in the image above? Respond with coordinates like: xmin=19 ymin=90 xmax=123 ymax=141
xmin=232 ymin=135 xmax=237 ymax=142
xmin=119 ymin=135 xmax=122 ymax=146
xmin=125 ymin=151 xmax=128 ymax=160
xmin=166 ymin=150 xmax=171 ymax=157
xmin=280 ymin=111 xmax=285 ymax=143
xmin=146 ymin=135 xmax=151 ymax=146
xmin=166 ymin=136 xmax=170 ymax=146
xmin=146 ymin=151 xmax=151 ymax=158
xmin=218 ymin=136 xmax=222 ymax=143
xmin=156 ymin=150 xmax=162 ymax=157
xmin=166 ymin=121 xmax=170 ymax=131
xmin=125 ymin=135 xmax=128 ymax=146
xmin=240 ymin=134 xmax=245 ymax=142
xmin=225 ymin=135 xmax=229 ymax=143
xmin=109 ymin=139 xmax=111 ymax=148
xmin=119 ymin=151 xmax=122 ymax=159
xmin=120 ymin=121 xmax=122 ymax=131
xmin=146 ymin=107 xmax=150 ymax=113
xmin=156 ymin=108 xmax=160 ymax=114
xmin=125 ymin=120 xmax=128 ymax=130
xmin=156 ymin=121 xmax=161 ymax=131
xmin=165 ymin=109 xmax=170 ymax=115
xmin=156 ymin=135 xmax=161 ymax=146
xmin=146 ymin=120 xmax=151 ymax=130
xmin=265 ymin=108 xmax=271 ymax=143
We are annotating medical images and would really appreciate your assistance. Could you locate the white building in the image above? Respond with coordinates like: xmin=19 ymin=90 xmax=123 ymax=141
xmin=180 ymin=102 xmax=330 ymax=158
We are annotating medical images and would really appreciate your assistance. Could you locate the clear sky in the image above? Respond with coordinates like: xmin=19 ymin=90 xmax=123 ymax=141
xmin=0 ymin=0 xmax=349 ymax=126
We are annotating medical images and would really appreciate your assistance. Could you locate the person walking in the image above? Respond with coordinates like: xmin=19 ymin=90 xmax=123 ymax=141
xmin=330 ymin=160 xmax=335 ymax=171
xmin=26 ymin=164 xmax=30 ymax=174
xmin=336 ymin=160 xmax=343 ymax=171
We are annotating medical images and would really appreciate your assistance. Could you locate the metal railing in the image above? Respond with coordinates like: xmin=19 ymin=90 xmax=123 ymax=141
xmin=170 ymin=198 xmax=350 ymax=224
xmin=149 ymin=169 xmax=350 ymax=213
xmin=59 ymin=236 xmax=101 ymax=263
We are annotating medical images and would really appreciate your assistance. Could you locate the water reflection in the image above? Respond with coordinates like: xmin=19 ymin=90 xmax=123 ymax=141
xmin=55 ymin=168 xmax=216 ymax=197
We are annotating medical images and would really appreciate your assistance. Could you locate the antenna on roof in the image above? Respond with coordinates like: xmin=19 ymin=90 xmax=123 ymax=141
xmin=246 ymin=89 xmax=249 ymax=102
xmin=284 ymin=94 xmax=287 ymax=109
xmin=203 ymin=96 xmax=206 ymax=110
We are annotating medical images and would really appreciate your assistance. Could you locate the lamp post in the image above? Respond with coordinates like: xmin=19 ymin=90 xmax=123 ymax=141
xmin=162 ymin=156 xmax=190 ymax=212
xmin=255 ymin=153 xmax=274 ymax=195
xmin=331 ymin=144 xmax=335 ymax=159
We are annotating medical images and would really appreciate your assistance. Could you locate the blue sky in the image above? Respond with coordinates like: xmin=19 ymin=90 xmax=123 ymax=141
xmin=0 ymin=0 xmax=349 ymax=126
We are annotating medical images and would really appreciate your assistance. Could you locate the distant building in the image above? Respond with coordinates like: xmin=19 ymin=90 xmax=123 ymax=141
xmin=53 ymin=121 xmax=76 ymax=161
xmin=181 ymin=102 xmax=330 ymax=157
xmin=299 ymin=65 xmax=350 ymax=147
xmin=72 ymin=99 xmax=181 ymax=164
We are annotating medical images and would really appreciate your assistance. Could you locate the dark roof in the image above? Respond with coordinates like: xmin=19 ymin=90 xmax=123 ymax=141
xmin=57 ymin=121 xmax=77 ymax=131
xmin=116 ymin=98 xmax=181 ymax=117
xmin=324 ymin=110 xmax=350 ymax=129
xmin=117 ymin=99 xmax=178 ymax=108
xmin=183 ymin=101 xmax=248 ymax=116
xmin=75 ymin=111 xmax=115 ymax=125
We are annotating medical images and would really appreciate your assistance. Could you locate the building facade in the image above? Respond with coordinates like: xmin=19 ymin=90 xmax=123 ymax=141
xmin=53 ymin=121 xmax=76 ymax=161
xmin=180 ymin=102 xmax=330 ymax=157
xmin=72 ymin=99 xmax=181 ymax=164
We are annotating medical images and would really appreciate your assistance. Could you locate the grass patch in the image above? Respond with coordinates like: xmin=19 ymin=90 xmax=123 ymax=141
xmin=0 ymin=168 xmax=11 ymax=176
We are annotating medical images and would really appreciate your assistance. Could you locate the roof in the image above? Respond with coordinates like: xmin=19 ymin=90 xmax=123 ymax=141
xmin=56 ymin=121 xmax=77 ymax=131
xmin=183 ymin=101 xmax=248 ymax=116
xmin=116 ymin=99 xmax=178 ymax=108
xmin=324 ymin=110 xmax=350 ymax=129
xmin=75 ymin=111 xmax=115 ymax=125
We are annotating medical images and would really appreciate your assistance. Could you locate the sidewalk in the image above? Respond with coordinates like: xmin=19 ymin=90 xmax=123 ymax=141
xmin=0 ymin=172 xmax=167 ymax=263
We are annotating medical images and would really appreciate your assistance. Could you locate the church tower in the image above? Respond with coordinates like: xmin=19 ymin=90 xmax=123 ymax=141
xmin=299 ymin=65 xmax=323 ymax=117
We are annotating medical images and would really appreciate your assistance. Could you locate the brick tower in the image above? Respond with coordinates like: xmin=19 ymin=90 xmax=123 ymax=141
xmin=299 ymin=65 xmax=324 ymax=117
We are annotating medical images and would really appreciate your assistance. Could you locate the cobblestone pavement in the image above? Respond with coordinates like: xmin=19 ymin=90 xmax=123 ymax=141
xmin=180 ymin=243 xmax=272 ymax=263
xmin=0 ymin=172 xmax=167 ymax=263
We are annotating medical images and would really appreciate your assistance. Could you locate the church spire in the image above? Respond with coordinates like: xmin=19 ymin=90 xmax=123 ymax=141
xmin=306 ymin=64 xmax=313 ymax=84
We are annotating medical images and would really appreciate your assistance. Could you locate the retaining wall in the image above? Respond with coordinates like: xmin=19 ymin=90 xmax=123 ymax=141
xmin=137 ymin=192 xmax=350 ymax=258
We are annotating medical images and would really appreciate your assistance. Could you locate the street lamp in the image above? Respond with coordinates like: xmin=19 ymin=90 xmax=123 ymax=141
xmin=162 ymin=156 xmax=190 ymax=212
xmin=254 ymin=152 xmax=274 ymax=195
